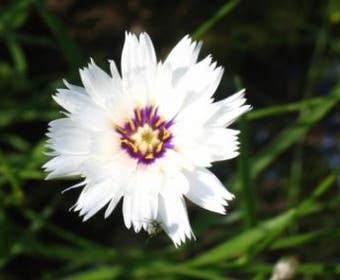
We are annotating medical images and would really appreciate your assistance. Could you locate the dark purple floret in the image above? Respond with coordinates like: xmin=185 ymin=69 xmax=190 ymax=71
xmin=115 ymin=105 xmax=174 ymax=165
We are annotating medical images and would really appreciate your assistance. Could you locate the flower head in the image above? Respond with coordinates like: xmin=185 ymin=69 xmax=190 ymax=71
xmin=44 ymin=32 xmax=251 ymax=247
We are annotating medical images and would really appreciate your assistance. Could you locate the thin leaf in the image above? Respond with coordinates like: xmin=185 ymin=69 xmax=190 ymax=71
xmin=34 ymin=1 xmax=83 ymax=70
xmin=187 ymin=170 xmax=338 ymax=267
xmin=251 ymin=83 xmax=340 ymax=179
xmin=247 ymin=97 xmax=325 ymax=120
xmin=192 ymin=0 xmax=240 ymax=40
xmin=64 ymin=267 xmax=122 ymax=280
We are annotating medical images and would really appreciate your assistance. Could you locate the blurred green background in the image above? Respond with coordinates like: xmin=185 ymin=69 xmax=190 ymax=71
xmin=1 ymin=0 xmax=340 ymax=279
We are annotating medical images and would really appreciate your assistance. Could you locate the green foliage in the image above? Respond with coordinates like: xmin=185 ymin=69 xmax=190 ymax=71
xmin=1 ymin=0 xmax=339 ymax=279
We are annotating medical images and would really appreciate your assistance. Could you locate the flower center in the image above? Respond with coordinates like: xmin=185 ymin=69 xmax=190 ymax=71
xmin=115 ymin=106 xmax=173 ymax=164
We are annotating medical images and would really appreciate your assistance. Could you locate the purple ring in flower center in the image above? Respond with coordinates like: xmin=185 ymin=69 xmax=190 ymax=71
xmin=115 ymin=105 xmax=173 ymax=165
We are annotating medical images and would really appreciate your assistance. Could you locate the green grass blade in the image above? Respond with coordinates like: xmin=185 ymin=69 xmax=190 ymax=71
xmin=234 ymin=76 xmax=257 ymax=228
xmin=251 ymin=83 xmax=340 ymax=178
xmin=159 ymin=265 xmax=232 ymax=280
xmin=34 ymin=1 xmax=83 ymax=70
xmin=0 ymin=107 xmax=58 ymax=127
xmin=271 ymin=228 xmax=340 ymax=250
xmin=6 ymin=37 xmax=27 ymax=77
xmin=237 ymin=115 xmax=257 ymax=228
xmin=0 ymin=148 xmax=23 ymax=204
xmin=186 ymin=170 xmax=338 ymax=267
xmin=298 ymin=263 xmax=340 ymax=275
xmin=0 ymin=0 xmax=32 ymax=34
xmin=187 ymin=209 xmax=296 ymax=267
xmin=0 ymin=198 xmax=58 ymax=269
xmin=63 ymin=267 xmax=122 ymax=280
xmin=192 ymin=0 xmax=240 ymax=40
xmin=247 ymin=97 xmax=325 ymax=120
xmin=219 ymin=262 xmax=340 ymax=276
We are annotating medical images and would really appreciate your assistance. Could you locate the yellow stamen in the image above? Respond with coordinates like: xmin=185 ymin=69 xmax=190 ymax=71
xmin=115 ymin=125 xmax=127 ymax=135
xmin=144 ymin=153 xmax=154 ymax=159
xmin=154 ymin=117 xmax=165 ymax=128
xmin=128 ymin=119 xmax=136 ymax=131
xmin=155 ymin=142 xmax=163 ymax=154
xmin=149 ymin=106 xmax=156 ymax=121
xmin=136 ymin=108 xmax=142 ymax=123
xmin=121 ymin=139 xmax=138 ymax=153
xmin=161 ymin=128 xmax=171 ymax=140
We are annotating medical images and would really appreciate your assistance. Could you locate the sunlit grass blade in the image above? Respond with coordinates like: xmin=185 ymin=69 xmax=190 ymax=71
xmin=251 ymin=83 xmax=340 ymax=178
xmin=65 ymin=267 xmax=122 ymax=280
xmin=298 ymin=263 xmax=340 ymax=275
xmin=187 ymin=209 xmax=296 ymax=267
xmin=247 ymin=96 xmax=325 ymax=120
xmin=271 ymin=228 xmax=340 ymax=250
xmin=186 ymin=170 xmax=339 ymax=267
xmin=218 ymin=262 xmax=340 ymax=277
xmin=157 ymin=265 xmax=232 ymax=280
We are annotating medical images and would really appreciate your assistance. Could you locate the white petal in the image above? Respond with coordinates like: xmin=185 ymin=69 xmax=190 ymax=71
xmin=129 ymin=194 xmax=158 ymax=232
xmin=184 ymin=168 xmax=234 ymax=214
xmin=75 ymin=179 xmax=116 ymax=221
xmin=171 ymin=125 xmax=214 ymax=168
xmin=151 ymin=64 xmax=185 ymax=120
xmin=174 ymin=55 xmax=222 ymax=99
xmin=46 ymin=118 xmax=91 ymax=155
xmin=165 ymin=35 xmax=202 ymax=72
xmin=104 ymin=191 xmax=123 ymax=218
xmin=175 ymin=143 xmax=213 ymax=168
xmin=157 ymin=149 xmax=194 ymax=173
xmin=200 ymin=128 xmax=240 ymax=161
xmin=108 ymin=59 xmax=123 ymax=91
xmin=123 ymin=195 xmax=132 ymax=229
xmin=161 ymin=171 xmax=190 ymax=197
xmin=61 ymin=180 xmax=86 ymax=194
xmin=158 ymin=194 xmax=194 ymax=247
xmin=173 ymin=98 xmax=216 ymax=129
xmin=43 ymin=154 xmax=86 ymax=179
xmin=121 ymin=32 xmax=156 ymax=82
xmin=81 ymin=157 xmax=135 ymax=186
xmin=209 ymin=89 xmax=251 ymax=127
xmin=54 ymin=86 xmax=113 ymax=132
xmin=63 ymin=79 xmax=87 ymax=94
xmin=53 ymin=83 xmax=91 ymax=114
xmin=123 ymin=166 xmax=165 ymax=196
xmin=80 ymin=59 xmax=120 ymax=108
xmin=89 ymin=130 xmax=121 ymax=158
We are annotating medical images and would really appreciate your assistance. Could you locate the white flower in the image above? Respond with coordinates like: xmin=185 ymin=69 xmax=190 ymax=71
xmin=44 ymin=32 xmax=251 ymax=247
xmin=271 ymin=257 xmax=298 ymax=280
